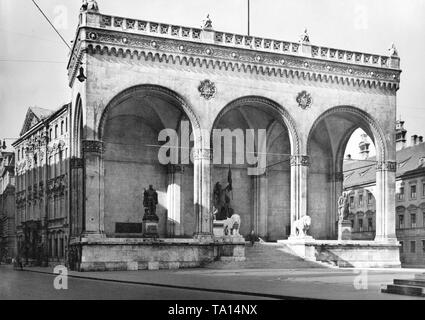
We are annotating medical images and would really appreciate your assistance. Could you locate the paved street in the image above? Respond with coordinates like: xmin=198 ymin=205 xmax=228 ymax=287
xmin=1 ymin=263 xmax=424 ymax=300
xmin=0 ymin=265 xmax=271 ymax=300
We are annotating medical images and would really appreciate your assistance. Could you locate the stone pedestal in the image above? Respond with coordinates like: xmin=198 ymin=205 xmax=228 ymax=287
xmin=213 ymin=220 xmax=225 ymax=237
xmin=338 ymin=220 xmax=352 ymax=240
xmin=143 ymin=214 xmax=159 ymax=238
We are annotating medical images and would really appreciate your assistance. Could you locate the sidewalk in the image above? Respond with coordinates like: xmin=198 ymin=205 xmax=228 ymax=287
xmin=20 ymin=264 xmax=425 ymax=300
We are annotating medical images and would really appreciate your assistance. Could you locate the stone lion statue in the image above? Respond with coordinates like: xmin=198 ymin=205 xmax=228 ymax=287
xmin=223 ymin=213 xmax=241 ymax=236
xmin=293 ymin=215 xmax=311 ymax=237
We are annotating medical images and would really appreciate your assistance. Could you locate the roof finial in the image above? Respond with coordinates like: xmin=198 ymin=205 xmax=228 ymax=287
xmin=81 ymin=0 xmax=99 ymax=13
xmin=300 ymin=28 xmax=310 ymax=43
xmin=202 ymin=14 xmax=213 ymax=30
xmin=389 ymin=42 xmax=398 ymax=57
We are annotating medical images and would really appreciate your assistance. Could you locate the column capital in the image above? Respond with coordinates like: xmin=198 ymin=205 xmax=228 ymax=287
xmin=290 ymin=155 xmax=310 ymax=167
xmin=167 ymin=164 xmax=185 ymax=174
xmin=192 ymin=148 xmax=212 ymax=161
xmin=376 ymin=160 xmax=397 ymax=172
xmin=82 ymin=140 xmax=104 ymax=155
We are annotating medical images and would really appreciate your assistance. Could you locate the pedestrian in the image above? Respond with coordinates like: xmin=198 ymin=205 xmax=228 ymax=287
xmin=250 ymin=230 xmax=256 ymax=246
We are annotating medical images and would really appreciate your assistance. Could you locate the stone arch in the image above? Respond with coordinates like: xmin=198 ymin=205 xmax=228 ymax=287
xmin=73 ymin=94 xmax=84 ymax=158
xmin=307 ymin=105 xmax=388 ymax=164
xmin=211 ymin=96 xmax=300 ymax=155
xmin=97 ymin=84 xmax=200 ymax=238
xmin=98 ymin=84 xmax=201 ymax=144
xmin=210 ymin=96 xmax=299 ymax=240
xmin=306 ymin=105 xmax=388 ymax=239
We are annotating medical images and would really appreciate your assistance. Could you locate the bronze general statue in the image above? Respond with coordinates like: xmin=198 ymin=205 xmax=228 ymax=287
xmin=213 ymin=182 xmax=233 ymax=220
xmin=142 ymin=185 xmax=159 ymax=237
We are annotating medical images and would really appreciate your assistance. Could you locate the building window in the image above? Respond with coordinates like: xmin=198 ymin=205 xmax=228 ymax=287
xmin=410 ymin=241 xmax=416 ymax=253
xmin=400 ymin=241 xmax=404 ymax=254
xmin=398 ymin=215 xmax=404 ymax=229
xmin=423 ymin=183 xmax=425 ymax=197
xmin=49 ymin=128 xmax=52 ymax=140
xmin=359 ymin=194 xmax=363 ymax=206
xmin=61 ymin=121 xmax=64 ymax=135
xmin=358 ymin=219 xmax=363 ymax=232
xmin=55 ymin=125 xmax=58 ymax=138
xmin=350 ymin=196 xmax=354 ymax=208
xmin=411 ymin=185 xmax=417 ymax=199
xmin=351 ymin=220 xmax=354 ymax=228
xmin=18 ymin=150 xmax=20 ymax=160
xmin=398 ymin=187 xmax=404 ymax=201
xmin=423 ymin=213 xmax=425 ymax=227
xmin=422 ymin=240 xmax=425 ymax=253
xmin=411 ymin=213 xmax=417 ymax=228
xmin=367 ymin=193 xmax=372 ymax=204
xmin=65 ymin=117 xmax=68 ymax=132
xmin=368 ymin=218 xmax=373 ymax=231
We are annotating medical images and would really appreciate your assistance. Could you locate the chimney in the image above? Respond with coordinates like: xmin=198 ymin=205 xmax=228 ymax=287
xmin=411 ymin=135 xmax=418 ymax=146
xmin=395 ymin=120 xmax=407 ymax=151
xmin=358 ymin=133 xmax=370 ymax=160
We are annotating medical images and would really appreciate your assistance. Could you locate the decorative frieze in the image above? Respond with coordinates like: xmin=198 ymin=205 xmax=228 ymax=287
xmin=290 ymin=155 xmax=310 ymax=167
xmin=82 ymin=140 xmax=104 ymax=155
xmin=192 ymin=148 xmax=212 ymax=161
xmin=167 ymin=164 xmax=185 ymax=174
xmin=376 ymin=160 xmax=397 ymax=172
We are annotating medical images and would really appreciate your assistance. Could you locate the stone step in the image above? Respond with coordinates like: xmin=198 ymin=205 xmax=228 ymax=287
xmin=206 ymin=242 xmax=324 ymax=269
xmin=414 ymin=273 xmax=425 ymax=281
xmin=382 ymin=284 xmax=425 ymax=297
xmin=394 ymin=279 xmax=425 ymax=288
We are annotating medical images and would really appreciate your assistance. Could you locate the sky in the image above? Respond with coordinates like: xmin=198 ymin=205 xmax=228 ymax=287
xmin=1 ymin=0 xmax=424 ymax=158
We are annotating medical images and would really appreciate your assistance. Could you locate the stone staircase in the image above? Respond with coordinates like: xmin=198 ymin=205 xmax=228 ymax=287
xmin=206 ymin=242 xmax=325 ymax=269
xmin=382 ymin=273 xmax=425 ymax=297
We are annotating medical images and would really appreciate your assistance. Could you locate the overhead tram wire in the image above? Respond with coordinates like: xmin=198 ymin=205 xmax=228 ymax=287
xmin=31 ymin=0 xmax=71 ymax=51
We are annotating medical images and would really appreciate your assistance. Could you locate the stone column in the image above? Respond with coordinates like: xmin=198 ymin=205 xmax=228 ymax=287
xmin=70 ymin=157 xmax=84 ymax=237
xmin=167 ymin=164 xmax=184 ymax=237
xmin=81 ymin=140 xmax=105 ymax=238
xmin=330 ymin=172 xmax=344 ymax=239
xmin=193 ymin=148 xmax=212 ymax=239
xmin=290 ymin=155 xmax=309 ymax=237
xmin=252 ymin=172 xmax=268 ymax=237
xmin=375 ymin=161 xmax=397 ymax=242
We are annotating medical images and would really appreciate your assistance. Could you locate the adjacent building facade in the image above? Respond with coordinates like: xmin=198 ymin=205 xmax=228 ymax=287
xmin=344 ymin=121 xmax=425 ymax=267
xmin=0 ymin=141 xmax=16 ymax=262
xmin=12 ymin=105 xmax=71 ymax=265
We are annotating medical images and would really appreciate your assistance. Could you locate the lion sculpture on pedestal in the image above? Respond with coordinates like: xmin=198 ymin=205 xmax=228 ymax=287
xmin=293 ymin=215 xmax=311 ymax=237
xmin=223 ymin=213 xmax=241 ymax=236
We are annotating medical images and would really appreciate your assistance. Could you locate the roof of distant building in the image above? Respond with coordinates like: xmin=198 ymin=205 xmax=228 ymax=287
xmin=18 ymin=104 xmax=69 ymax=138
xmin=344 ymin=142 xmax=425 ymax=188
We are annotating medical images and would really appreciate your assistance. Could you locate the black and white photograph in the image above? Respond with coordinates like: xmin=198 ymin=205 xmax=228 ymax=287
xmin=1 ymin=0 xmax=425 ymax=306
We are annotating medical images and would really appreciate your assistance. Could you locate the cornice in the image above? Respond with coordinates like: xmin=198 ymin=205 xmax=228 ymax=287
xmin=68 ymin=17 xmax=401 ymax=91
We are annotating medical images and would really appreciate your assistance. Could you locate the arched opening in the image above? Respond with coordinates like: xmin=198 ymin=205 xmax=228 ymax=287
xmin=99 ymin=85 xmax=198 ymax=238
xmin=343 ymin=129 xmax=377 ymax=240
xmin=211 ymin=97 xmax=297 ymax=241
xmin=307 ymin=106 xmax=386 ymax=240
xmin=70 ymin=94 xmax=85 ymax=238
